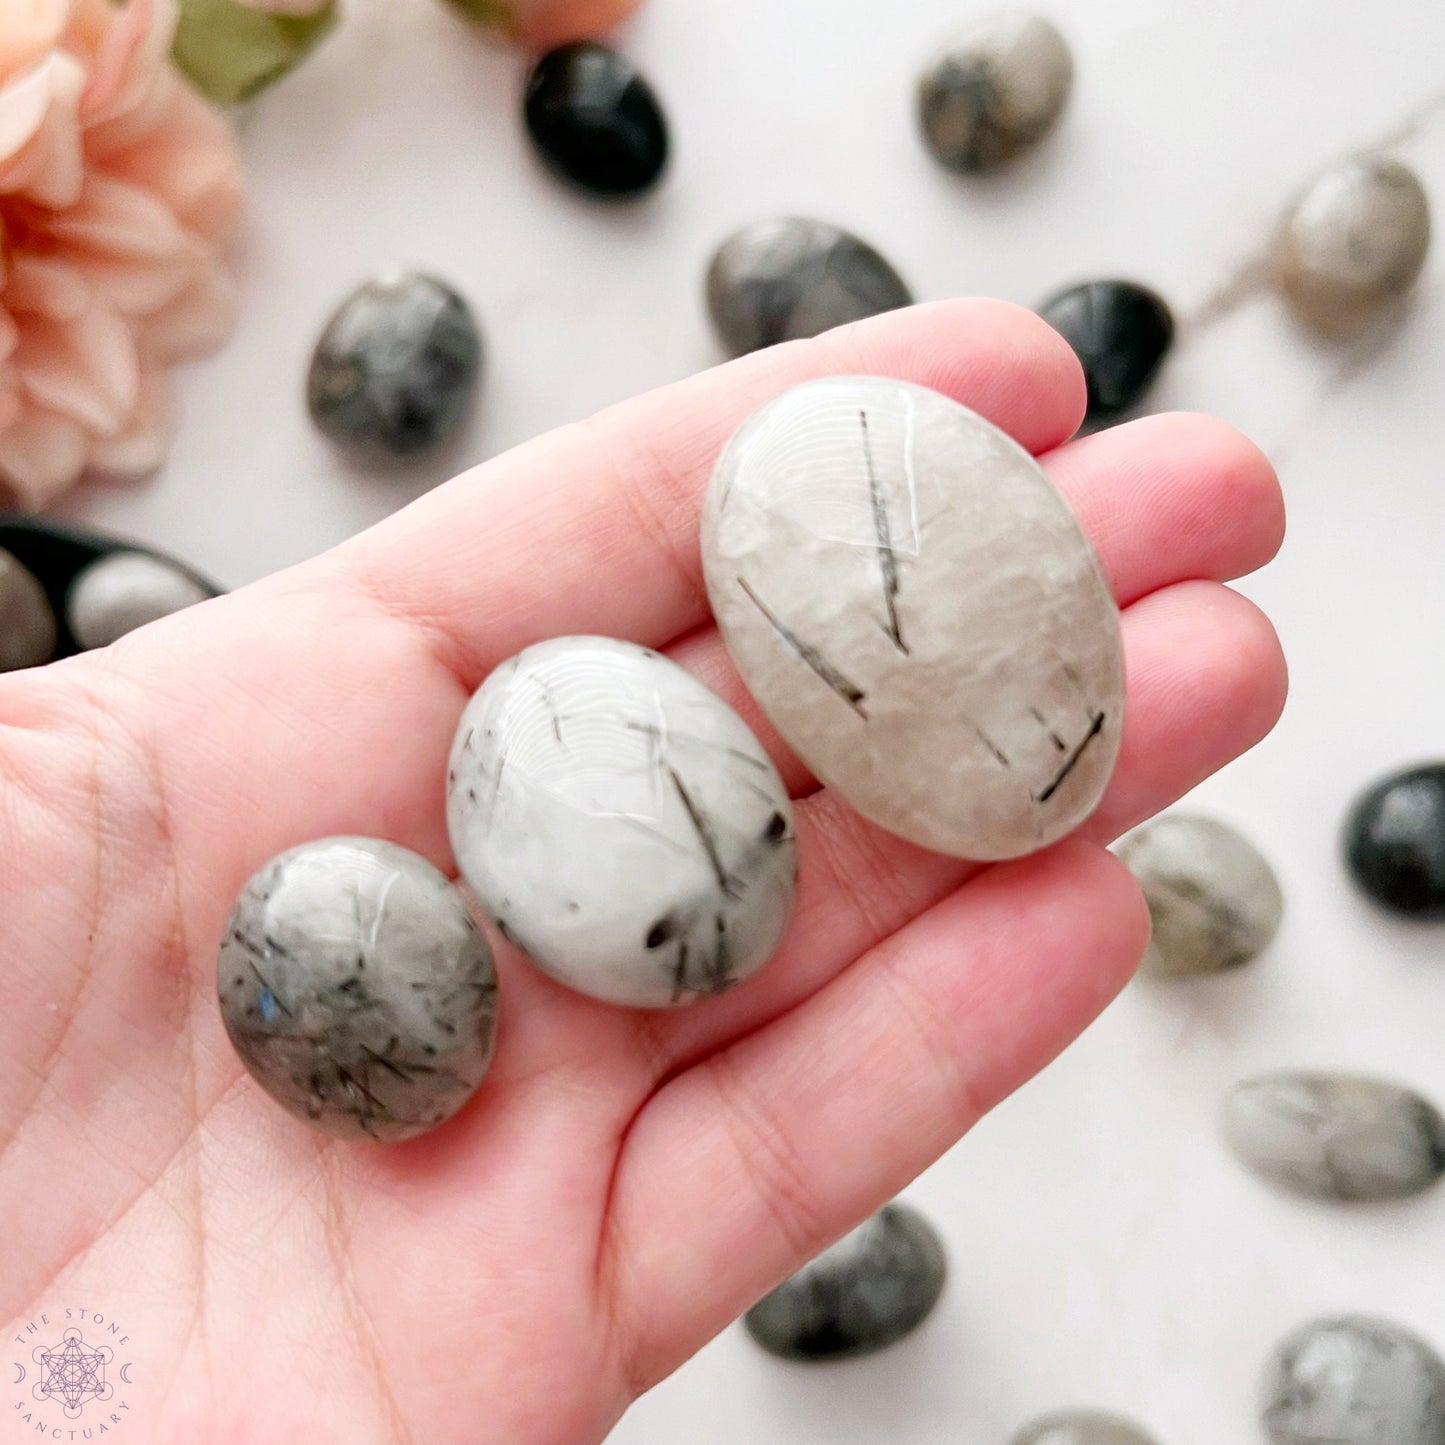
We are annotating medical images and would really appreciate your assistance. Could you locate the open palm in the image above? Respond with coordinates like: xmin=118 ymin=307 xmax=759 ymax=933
xmin=0 ymin=301 xmax=1285 ymax=1445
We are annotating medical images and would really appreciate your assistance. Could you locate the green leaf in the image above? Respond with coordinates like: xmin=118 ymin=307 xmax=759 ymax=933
xmin=172 ymin=0 xmax=340 ymax=106
xmin=439 ymin=0 xmax=521 ymax=33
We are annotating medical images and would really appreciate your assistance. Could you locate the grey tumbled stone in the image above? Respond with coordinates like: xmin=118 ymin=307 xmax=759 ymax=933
xmin=703 ymin=376 xmax=1123 ymax=861
xmin=917 ymin=11 xmax=1073 ymax=173
xmin=446 ymin=636 xmax=796 ymax=1009
xmin=308 ymin=271 xmax=482 ymax=457
xmin=1224 ymin=1072 xmax=1445 ymax=1203
xmin=744 ymin=1202 xmax=946 ymax=1361
xmin=1116 ymin=813 xmax=1284 ymax=976
xmin=706 ymin=218 xmax=912 ymax=357
xmin=218 ymin=837 xmax=498 ymax=1141
xmin=1274 ymin=156 xmax=1431 ymax=339
xmin=67 ymin=551 xmax=211 ymax=650
xmin=1011 ymin=1409 xmax=1161 ymax=1445
xmin=1262 ymin=1316 xmax=1445 ymax=1445
xmin=0 ymin=549 xmax=56 ymax=671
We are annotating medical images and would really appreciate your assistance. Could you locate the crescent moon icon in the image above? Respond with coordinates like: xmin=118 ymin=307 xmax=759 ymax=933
xmin=119 ymin=1363 xmax=133 ymax=1384
xmin=12 ymin=1363 xmax=25 ymax=1384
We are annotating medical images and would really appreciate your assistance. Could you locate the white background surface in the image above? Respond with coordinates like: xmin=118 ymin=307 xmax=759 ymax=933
xmin=56 ymin=0 xmax=1445 ymax=1440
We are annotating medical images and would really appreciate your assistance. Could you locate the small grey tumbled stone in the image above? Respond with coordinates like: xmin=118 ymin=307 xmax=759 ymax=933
xmin=447 ymin=636 xmax=796 ymax=1009
xmin=308 ymin=271 xmax=482 ymax=457
xmin=0 ymin=549 xmax=56 ymax=671
xmin=1262 ymin=1316 xmax=1445 ymax=1445
xmin=744 ymin=1202 xmax=946 ymax=1361
xmin=706 ymin=218 xmax=912 ymax=357
xmin=1274 ymin=155 xmax=1431 ymax=339
xmin=67 ymin=551 xmax=211 ymax=650
xmin=917 ymin=11 xmax=1073 ymax=173
xmin=218 ymin=837 xmax=498 ymax=1141
xmin=1116 ymin=813 xmax=1284 ymax=976
xmin=1010 ymin=1409 xmax=1161 ymax=1445
xmin=703 ymin=376 xmax=1123 ymax=861
xmin=1224 ymin=1072 xmax=1445 ymax=1203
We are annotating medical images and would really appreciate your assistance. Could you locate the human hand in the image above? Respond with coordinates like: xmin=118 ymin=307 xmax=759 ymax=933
xmin=0 ymin=300 xmax=1285 ymax=1444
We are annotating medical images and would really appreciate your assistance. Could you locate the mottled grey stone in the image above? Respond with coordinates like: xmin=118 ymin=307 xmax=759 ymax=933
xmin=446 ymin=636 xmax=796 ymax=1009
xmin=706 ymin=218 xmax=912 ymax=358
xmin=917 ymin=11 xmax=1073 ymax=173
xmin=0 ymin=549 xmax=56 ymax=671
xmin=67 ymin=551 xmax=211 ymax=650
xmin=702 ymin=376 xmax=1123 ymax=861
xmin=1225 ymin=1072 xmax=1445 ymax=1203
xmin=1116 ymin=813 xmax=1284 ymax=976
xmin=744 ymin=1202 xmax=946 ymax=1361
xmin=1011 ymin=1409 xmax=1161 ymax=1445
xmin=1262 ymin=1316 xmax=1445 ymax=1445
xmin=308 ymin=272 xmax=482 ymax=457
xmin=1274 ymin=156 xmax=1431 ymax=339
xmin=218 ymin=838 xmax=498 ymax=1141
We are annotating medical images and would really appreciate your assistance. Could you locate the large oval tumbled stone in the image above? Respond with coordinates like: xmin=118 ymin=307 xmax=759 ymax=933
xmin=702 ymin=376 xmax=1123 ymax=860
xmin=1011 ymin=1410 xmax=1161 ymax=1445
xmin=218 ymin=838 xmax=499 ymax=1141
xmin=1274 ymin=155 xmax=1431 ymax=339
xmin=1224 ymin=1072 xmax=1445 ymax=1203
xmin=447 ymin=636 xmax=796 ymax=1008
xmin=1117 ymin=813 xmax=1283 ymax=976
xmin=706 ymin=218 xmax=912 ymax=358
xmin=1262 ymin=1316 xmax=1445 ymax=1445
xmin=743 ymin=1202 xmax=946 ymax=1361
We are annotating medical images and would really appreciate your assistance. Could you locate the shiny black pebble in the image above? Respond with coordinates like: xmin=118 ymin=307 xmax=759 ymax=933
xmin=0 ymin=516 xmax=220 ymax=661
xmin=743 ymin=1202 xmax=946 ymax=1362
xmin=1345 ymin=764 xmax=1445 ymax=918
xmin=523 ymin=42 xmax=668 ymax=198
xmin=1039 ymin=280 xmax=1174 ymax=424
xmin=308 ymin=272 xmax=482 ymax=459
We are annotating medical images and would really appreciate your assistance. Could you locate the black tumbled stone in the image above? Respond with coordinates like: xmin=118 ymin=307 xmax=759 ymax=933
xmin=1039 ymin=280 xmax=1174 ymax=424
xmin=523 ymin=42 xmax=667 ymax=198
xmin=743 ymin=1202 xmax=946 ymax=1362
xmin=308 ymin=272 xmax=482 ymax=459
xmin=1345 ymin=764 xmax=1445 ymax=918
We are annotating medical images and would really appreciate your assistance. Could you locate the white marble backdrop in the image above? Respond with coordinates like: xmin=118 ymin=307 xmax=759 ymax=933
xmin=57 ymin=0 xmax=1445 ymax=1439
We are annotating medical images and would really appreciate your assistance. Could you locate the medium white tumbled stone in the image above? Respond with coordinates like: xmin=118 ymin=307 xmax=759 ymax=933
xmin=446 ymin=636 xmax=797 ymax=1008
xmin=67 ymin=551 xmax=211 ymax=649
xmin=702 ymin=376 xmax=1123 ymax=860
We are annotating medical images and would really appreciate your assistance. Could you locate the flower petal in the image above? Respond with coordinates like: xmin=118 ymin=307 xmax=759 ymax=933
xmin=0 ymin=406 xmax=89 ymax=509
xmin=0 ymin=53 xmax=85 ymax=206
xmin=0 ymin=0 xmax=68 ymax=88
xmin=16 ymin=306 xmax=140 ymax=435
xmin=6 ymin=252 xmax=91 ymax=321
xmin=86 ymin=368 xmax=172 ymax=478
xmin=140 ymin=262 xmax=234 ymax=361
xmin=46 ymin=171 xmax=199 ymax=262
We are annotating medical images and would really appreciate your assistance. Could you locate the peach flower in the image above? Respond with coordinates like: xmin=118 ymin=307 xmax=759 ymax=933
xmin=447 ymin=0 xmax=646 ymax=50
xmin=0 ymin=0 xmax=242 ymax=509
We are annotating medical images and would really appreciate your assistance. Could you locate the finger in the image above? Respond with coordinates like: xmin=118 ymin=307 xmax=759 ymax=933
xmin=602 ymin=839 xmax=1149 ymax=1391
xmin=327 ymin=298 xmax=1086 ymax=687
xmin=667 ymin=409 xmax=1283 ymax=794
xmin=636 ymin=581 xmax=1285 ymax=1079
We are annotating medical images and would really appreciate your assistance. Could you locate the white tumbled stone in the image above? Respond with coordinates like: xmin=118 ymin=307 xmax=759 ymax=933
xmin=702 ymin=376 xmax=1123 ymax=860
xmin=67 ymin=551 xmax=211 ymax=649
xmin=446 ymin=636 xmax=797 ymax=1009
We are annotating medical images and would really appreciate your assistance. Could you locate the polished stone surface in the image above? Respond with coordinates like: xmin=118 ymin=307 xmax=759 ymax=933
xmin=0 ymin=550 xmax=57 ymax=672
xmin=1225 ymin=1072 xmax=1445 ymax=1203
xmin=706 ymin=218 xmax=912 ymax=357
xmin=917 ymin=11 xmax=1073 ymax=173
xmin=702 ymin=376 xmax=1123 ymax=860
xmin=447 ymin=636 xmax=796 ymax=1008
xmin=1344 ymin=764 xmax=1445 ymax=918
xmin=307 ymin=272 xmax=482 ymax=458
xmin=744 ymin=1202 xmax=946 ymax=1361
xmin=1274 ymin=155 xmax=1431 ymax=338
xmin=1117 ymin=813 xmax=1283 ymax=976
xmin=1262 ymin=1316 xmax=1445 ymax=1445
xmin=1011 ymin=1410 xmax=1160 ymax=1445
xmin=218 ymin=837 xmax=498 ymax=1141
xmin=1039 ymin=280 xmax=1175 ymax=424
xmin=67 ymin=552 xmax=212 ymax=650
xmin=524 ymin=42 xmax=668 ymax=197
